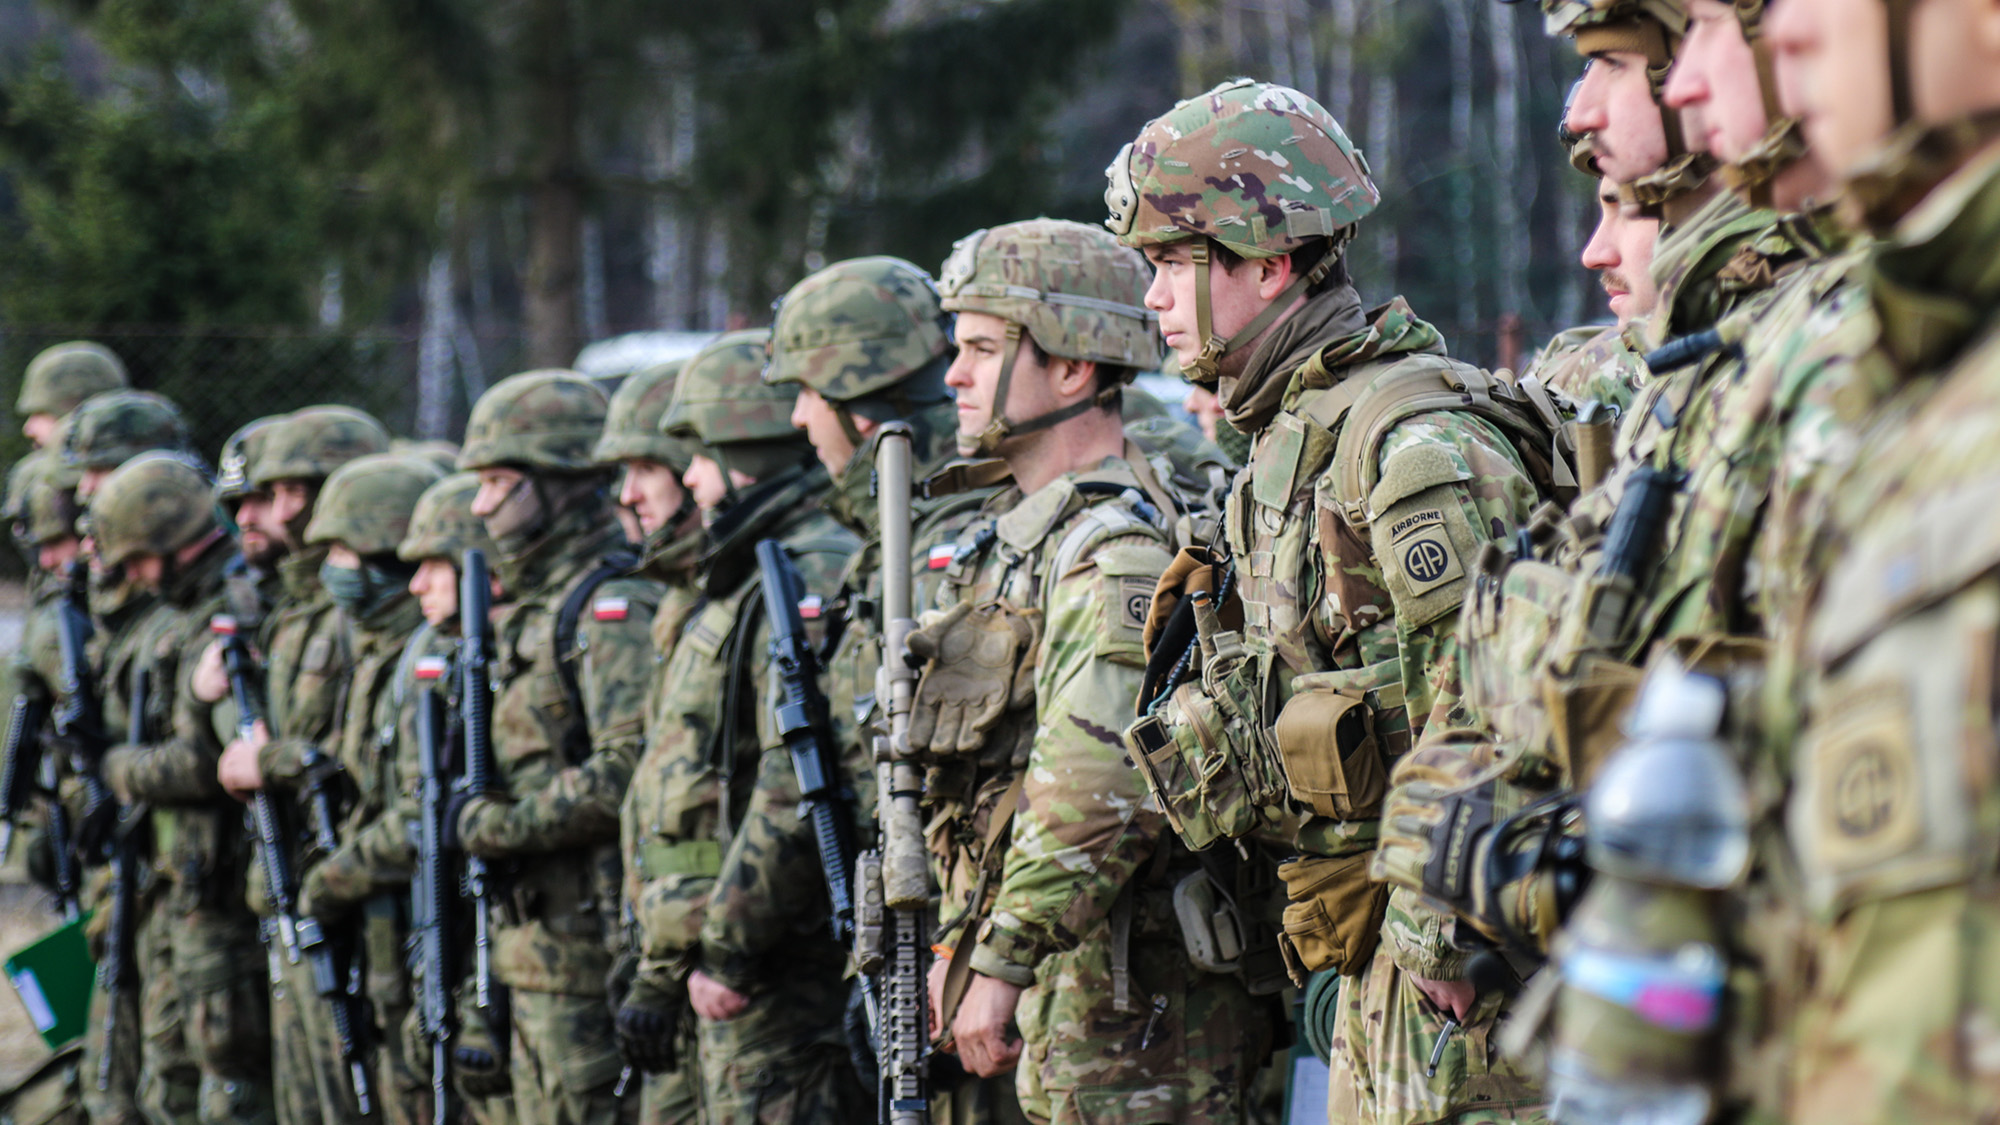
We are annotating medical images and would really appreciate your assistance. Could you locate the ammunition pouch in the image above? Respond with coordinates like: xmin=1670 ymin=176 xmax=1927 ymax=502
xmin=1540 ymin=652 xmax=1644 ymax=788
xmin=1276 ymin=852 xmax=1389 ymax=982
xmin=1126 ymin=652 xmax=1285 ymax=851
xmin=1272 ymin=665 xmax=1396 ymax=821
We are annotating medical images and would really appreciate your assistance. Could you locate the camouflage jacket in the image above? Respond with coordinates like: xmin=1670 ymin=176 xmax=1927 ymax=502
xmin=1526 ymin=323 xmax=1647 ymax=415
xmin=1638 ymin=189 xmax=1782 ymax=353
xmin=636 ymin=466 xmax=856 ymax=993
xmin=298 ymin=593 xmax=427 ymax=916
xmin=100 ymin=539 xmax=249 ymax=913
xmin=4 ymin=580 xmax=64 ymax=709
xmin=1747 ymin=144 xmax=2000 ymax=1125
xmin=457 ymin=511 xmax=662 ymax=994
xmin=921 ymin=456 xmax=1177 ymax=984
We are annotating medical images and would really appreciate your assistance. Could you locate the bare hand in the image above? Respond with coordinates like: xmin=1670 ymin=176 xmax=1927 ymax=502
xmin=687 ymin=970 xmax=749 ymax=1023
xmin=950 ymin=973 xmax=1024 ymax=1078
xmin=191 ymin=641 xmax=229 ymax=704
xmin=1410 ymin=973 xmax=1477 ymax=1023
xmin=217 ymin=720 xmax=270 ymax=799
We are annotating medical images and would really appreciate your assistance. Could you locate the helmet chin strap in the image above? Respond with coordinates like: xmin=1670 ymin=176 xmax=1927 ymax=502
xmin=1181 ymin=241 xmax=1335 ymax=388
xmin=960 ymin=322 xmax=1121 ymax=458
xmin=1719 ymin=0 xmax=1809 ymax=209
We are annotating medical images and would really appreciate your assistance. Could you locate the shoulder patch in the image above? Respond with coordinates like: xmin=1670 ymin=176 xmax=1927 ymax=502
xmin=1385 ymin=508 xmax=1465 ymax=597
xmin=592 ymin=597 xmax=629 ymax=622
xmin=927 ymin=543 xmax=957 ymax=571
xmin=798 ymin=594 xmax=824 ymax=620
xmin=1117 ymin=577 xmax=1154 ymax=632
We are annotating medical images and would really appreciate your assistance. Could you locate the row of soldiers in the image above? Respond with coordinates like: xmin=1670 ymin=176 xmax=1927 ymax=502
xmin=1 ymin=0 xmax=1995 ymax=1118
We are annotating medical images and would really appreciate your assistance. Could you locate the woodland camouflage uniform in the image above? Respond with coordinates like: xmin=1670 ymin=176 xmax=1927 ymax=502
xmin=292 ymin=453 xmax=448 ymax=1125
xmin=245 ymin=406 xmax=392 ymax=1125
xmin=450 ymin=370 xmax=661 ymax=1125
xmin=1105 ymin=81 xmax=1556 ymax=1124
xmin=94 ymin=454 xmax=275 ymax=1125
xmin=594 ymin=360 xmax=705 ymax=1125
xmin=762 ymin=254 xmax=1027 ymax=1125
xmin=622 ymin=330 xmax=863 ymax=1124
xmin=920 ymin=218 xmax=1270 ymax=1124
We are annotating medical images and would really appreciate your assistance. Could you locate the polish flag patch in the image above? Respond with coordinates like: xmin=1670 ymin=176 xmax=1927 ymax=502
xmin=414 ymin=656 xmax=449 ymax=682
xmin=798 ymin=595 xmax=824 ymax=620
xmin=592 ymin=597 xmax=630 ymax=622
xmin=927 ymin=544 xmax=957 ymax=570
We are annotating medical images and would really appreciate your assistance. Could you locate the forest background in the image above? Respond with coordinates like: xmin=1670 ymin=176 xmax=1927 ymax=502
xmin=0 ymin=0 xmax=1599 ymax=466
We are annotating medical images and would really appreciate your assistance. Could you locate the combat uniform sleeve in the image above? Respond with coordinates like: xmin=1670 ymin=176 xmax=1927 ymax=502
xmin=696 ymin=547 xmax=863 ymax=989
xmin=308 ymin=676 xmax=424 ymax=913
xmin=103 ymin=622 xmax=227 ymax=806
xmin=968 ymin=534 xmax=1173 ymax=985
xmin=462 ymin=579 xmax=657 ymax=856
xmin=1364 ymin=411 xmax=1540 ymax=981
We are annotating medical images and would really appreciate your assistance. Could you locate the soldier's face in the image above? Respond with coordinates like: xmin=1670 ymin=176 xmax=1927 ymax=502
xmin=234 ymin=492 xmax=282 ymax=564
xmin=1140 ymin=243 xmax=1295 ymax=377
xmin=1666 ymin=2 xmax=1771 ymax=161
xmin=21 ymin=413 xmax=57 ymax=448
xmin=1768 ymin=0 xmax=1961 ymax=177
xmin=125 ymin=554 xmax=167 ymax=591
xmin=1566 ymin=52 xmax=1672 ymax=185
xmin=471 ymin=469 xmax=527 ymax=519
xmin=37 ymin=536 xmax=78 ymax=574
xmin=683 ymin=455 xmax=753 ymax=515
xmin=790 ymin=387 xmax=861 ymax=476
xmin=1581 ymin=180 xmax=1661 ymax=326
xmin=269 ymin=481 xmax=314 ymax=548
xmin=77 ymin=468 xmax=110 ymax=500
xmin=617 ymin=459 xmax=689 ymax=536
xmin=409 ymin=557 xmax=460 ymax=627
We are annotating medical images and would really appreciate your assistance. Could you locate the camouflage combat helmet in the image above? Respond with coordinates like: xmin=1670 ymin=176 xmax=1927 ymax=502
xmin=251 ymin=406 xmax=392 ymax=487
xmin=7 ymin=451 xmax=83 ymax=547
xmin=87 ymin=453 xmax=220 ymax=568
xmin=1106 ymin=79 xmax=1376 ymax=384
xmin=764 ymin=257 xmax=952 ymax=441
xmin=594 ymin=360 xmax=701 ymax=470
xmin=61 ymin=390 xmax=190 ymax=470
xmin=398 ymin=471 xmax=498 ymax=564
xmin=17 ymin=341 xmax=128 ymax=418
xmin=661 ymin=330 xmax=793 ymax=447
xmin=938 ymin=219 xmax=1162 ymax=455
xmin=305 ymin=453 xmax=448 ymax=556
xmin=393 ymin=439 xmax=462 ymax=476
xmin=216 ymin=415 xmax=283 ymax=503
xmin=458 ymin=370 xmax=608 ymax=474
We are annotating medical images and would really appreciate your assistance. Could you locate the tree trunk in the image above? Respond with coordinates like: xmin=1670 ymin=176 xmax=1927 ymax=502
xmin=522 ymin=0 xmax=584 ymax=369
xmin=1444 ymin=0 xmax=1480 ymax=354
xmin=1366 ymin=70 xmax=1399 ymax=292
xmin=418 ymin=223 xmax=456 ymax=439
xmin=1327 ymin=0 xmax=1357 ymax=124
xmin=1491 ymin=2 xmax=1529 ymax=329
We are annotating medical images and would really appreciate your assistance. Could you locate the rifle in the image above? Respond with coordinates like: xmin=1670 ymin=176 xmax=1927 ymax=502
xmin=96 ymin=664 xmax=145 ymax=1092
xmin=412 ymin=653 xmax=457 ymax=1125
xmin=212 ymin=616 xmax=301 ymax=965
xmin=868 ymin=423 xmax=931 ymax=1125
xmin=457 ymin=549 xmax=506 ymax=1048
xmin=51 ymin=562 xmax=112 ymax=874
xmin=755 ymin=538 xmax=861 ymax=951
xmin=0 ymin=695 xmax=51 ymax=869
xmin=293 ymin=741 xmax=374 ymax=1116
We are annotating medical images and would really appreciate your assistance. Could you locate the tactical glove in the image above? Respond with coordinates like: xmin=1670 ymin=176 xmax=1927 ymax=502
xmin=905 ymin=602 xmax=1041 ymax=756
xmin=449 ymin=979 xmax=512 ymax=1099
xmin=614 ymin=974 xmax=689 ymax=1074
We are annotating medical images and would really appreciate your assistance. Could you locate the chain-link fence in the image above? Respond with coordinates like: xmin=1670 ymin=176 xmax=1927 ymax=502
xmin=0 ymin=325 xmax=545 ymax=578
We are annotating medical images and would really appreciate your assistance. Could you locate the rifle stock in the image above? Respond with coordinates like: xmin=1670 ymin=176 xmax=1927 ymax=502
xmin=871 ymin=422 xmax=931 ymax=1125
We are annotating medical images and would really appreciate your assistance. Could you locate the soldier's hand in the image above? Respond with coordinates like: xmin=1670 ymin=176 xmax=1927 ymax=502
xmin=452 ymin=1044 xmax=509 ymax=1098
xmin=296 ymin=865 xmax=346 ymax=923
xmin=217 ymin=721 xmax=270 ymax=798
xmin=615 ymin=975 xmax=688 ymax=1074
xmin=927 ymin=956 xmax=949 ymax=1042
xmin=191 ymin=641 xmax=229 ymax=705
xmin=1410 ymin=974 xmax=1477 ymax=1023
xmin=687 ymin=970 xmax=749 ymax=1022
xmin=951 ymin=973 xmax=1023 ymax=1078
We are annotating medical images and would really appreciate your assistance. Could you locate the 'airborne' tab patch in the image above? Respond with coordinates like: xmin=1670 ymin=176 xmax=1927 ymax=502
xmin=1388 ymin=508 xmax=1463 ymax=597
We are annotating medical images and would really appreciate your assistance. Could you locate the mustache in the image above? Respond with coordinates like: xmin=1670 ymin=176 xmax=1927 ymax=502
xmin=1600 ymin=271 xmax=1630 ymax=297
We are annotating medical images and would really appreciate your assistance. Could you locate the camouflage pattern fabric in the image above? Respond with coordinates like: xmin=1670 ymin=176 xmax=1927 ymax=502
xmin=61 ymin=391 xmax=189 ymax=471
xmin=99 ymin=535 xmax=274 ymax=1125
xmin=937 ymin=221 xmax=1160 ymax=372
xmin=765 ymin=257 xmax=952 ymax=403
xmin=661 ymin=330 xmax=795 ymax=448
xmin=457 ymin=370 xmax=609 ymax=474
xmin=87 ymin=454 xmax=220 ymax=569
xmin=251 ymin=407 xmax=392 ymax=488
xmin=1521 ymin=324 xmax=1647 ymax=412
xmin=923 ymin=457 xmax=1273 ymax=1124
xmin=1635 ymin=190 xmax=1778 ymax=353
xmin=17 ymin=340 xmax=128 ymax=417
xmin=1743 ymin=142 xmax=2000 ymax=1125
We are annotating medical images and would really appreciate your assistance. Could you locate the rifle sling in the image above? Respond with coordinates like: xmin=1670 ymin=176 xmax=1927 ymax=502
xmin=935 ymin=768 xmax=1030 ymax=1038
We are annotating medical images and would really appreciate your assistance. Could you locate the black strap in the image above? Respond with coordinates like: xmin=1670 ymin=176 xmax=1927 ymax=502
xmin=551 ymin=550 xmax=640 ymax=765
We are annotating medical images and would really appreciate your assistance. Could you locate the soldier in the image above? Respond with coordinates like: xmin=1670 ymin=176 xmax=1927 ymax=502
xmin=1104 ymin=81 xmax=1567 ymax=1123
xmin=594 ymin=360 xmax=707 ymax=1125
xmin=624 ymin=331 xmax=859 ymax=1123
xmin=288 ymin=453 xmax=448 ymax=1125
xmin=761 ymin=255 xmax=1029 ymax=1124
xmin=213 ymin=405 xmax=392 ymax=1125
xmin=450 ymin=370 xmax=661 ymax=1125
xmin=60 ymin=390 xmax=193 ymax=500
xmin=909 ymin=217 xmax=1270 ymax=1124
xmin=392 ymin=472 xmax=515 ymax=1125
xmin=92 ymin=454 xmax=275 ymax=1125
xmin=15 ymin=340 xmax=127 ymax=449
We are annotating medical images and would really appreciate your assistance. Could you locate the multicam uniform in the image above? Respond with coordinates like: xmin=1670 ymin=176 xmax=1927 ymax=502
xmin=1104 ymin=81 xmax=1561 ymax=1124
xmin=450 ymin=371 xmax=661 ymax=1125
xmin=624 ymin=331 xmax=863 ymax=1124
xmin=95 ymin=457 xmax=275 ymax=1125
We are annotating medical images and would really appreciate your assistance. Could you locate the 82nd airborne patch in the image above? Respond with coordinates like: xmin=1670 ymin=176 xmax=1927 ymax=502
xmin=1387 ymin=508 xmax=1464 ymax=597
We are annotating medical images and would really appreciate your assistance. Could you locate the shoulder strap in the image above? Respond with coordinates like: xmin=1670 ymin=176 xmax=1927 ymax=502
xmin=1329 ymin=356 xmax=1566 ymax=530
xmin=551 ymin=550 xmax=640 ymax=764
